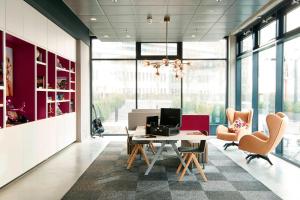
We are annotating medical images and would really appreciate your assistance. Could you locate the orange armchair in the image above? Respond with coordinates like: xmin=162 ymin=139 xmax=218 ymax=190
xmin=239 ymin=112 xmax=288 ymax=165
xmin=216 ymin=108 xmax=253 ymax=150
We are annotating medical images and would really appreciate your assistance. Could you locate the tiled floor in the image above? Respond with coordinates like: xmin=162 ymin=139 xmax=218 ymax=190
xmin=0 ymin=136 xmax=299 ymax=200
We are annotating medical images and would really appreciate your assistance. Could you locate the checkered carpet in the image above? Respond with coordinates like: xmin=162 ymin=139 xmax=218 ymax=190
xmin=62 ymin=142 xmax=281 ymax=200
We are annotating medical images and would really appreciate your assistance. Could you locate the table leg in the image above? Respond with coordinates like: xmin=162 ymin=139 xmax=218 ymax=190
xmin=171 ymin=142 xmax=192 ymax=175
xmin=145 ymin=142 xmax=166 ymax=175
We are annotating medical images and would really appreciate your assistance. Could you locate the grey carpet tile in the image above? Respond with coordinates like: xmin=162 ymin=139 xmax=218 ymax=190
xmin=171 ymin=191 xmax=209 ymax=200
xmin=168 ymin=180 xmax=202 ymax=191
xmin=136 ymin=190 xmax=172 ymax=200
xmin=62 ymin=142 xmax=282 ymax=200
xmin=96 ymin=191 xmax=136 ymax=200
xmin=137 ymin=180 xmax=169 ymax=192
xmin=200 ymin=181 xmax=237 ymax=191
xmin=205 ymin=191 xmax=246 ymax=200
xmin=240 ymin=191 xmax=282 ymax=200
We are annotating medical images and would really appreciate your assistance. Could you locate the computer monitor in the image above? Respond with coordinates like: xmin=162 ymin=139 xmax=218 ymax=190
xmin=146 ymin=116 xmax=159 ymax=135
xmin=160 ymin=108 xmax=182 ymax=127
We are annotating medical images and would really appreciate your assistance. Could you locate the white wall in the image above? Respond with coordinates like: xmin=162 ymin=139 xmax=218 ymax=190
xmin=76 ymin=41 xmax=91 ymax=142
xmin=0 ymin=0 xmax=81 ymax=187
xmin=3 ymin=0 xmax=76 ymax=61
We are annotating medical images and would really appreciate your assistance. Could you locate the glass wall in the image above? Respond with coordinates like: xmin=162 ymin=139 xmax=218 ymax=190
xmin=92 ymin=60 xmax=136 ymax=134
xmin=236 ymin=3 xmax=300 ymax=165
xmin=137 ymin=61 xmax=180 ymax=108
xmin=241 ymin=56 xmax=253 ymax=110
xmin=182 ymin=40 xmax=227 ymax=125
xmin=258 ymin=47 xmax=276 ymax=132
xmin=182 ymin=60 xmax=226 ymax=124
xmin=283 ymin=36 xmax=300 ymax=165
xmin=92 ymin=39 xmax=227 ymax=134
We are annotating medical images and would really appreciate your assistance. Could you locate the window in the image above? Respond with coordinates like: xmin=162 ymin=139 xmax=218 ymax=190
xmin=182 ymin=60 xmax=226 ymax=124
xmin=92 ymin=60 xmax=136 ymax=133
xmin=137 ymin=60 xmax=181 ymax=108
xmin=283 ymin=36 xmax=300 ymax=165
xmin=183 ymin=40 xmax=226 ymax=59
xmin=260 ymin=21 xmax=276 ymax=46
xmin=241 ymin=56 xmax=253 ymax=110
xmin=286 ymin=6 xmax=300 ymax=32
xmin=258 ymin=47 xmax=276 ymax=132
xmin=92 ymin=40 xmax=135 ymax=59
xmin=141 ymin=43 xmax=177 ymax=56
xmin=241 ymin=35 xmax=253 ymax=52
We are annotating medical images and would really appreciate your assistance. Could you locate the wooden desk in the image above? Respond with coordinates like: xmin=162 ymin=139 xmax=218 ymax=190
xmin=131 ymin=126 xmax=214 ymax=176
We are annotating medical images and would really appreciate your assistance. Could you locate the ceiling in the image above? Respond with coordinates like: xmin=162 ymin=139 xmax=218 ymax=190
xmin=63 ymin=0 xmax=270 ymax=42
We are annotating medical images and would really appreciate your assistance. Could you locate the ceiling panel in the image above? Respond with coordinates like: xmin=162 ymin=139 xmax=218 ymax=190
xmin=63 ymin=0 xmax=271 ymax=42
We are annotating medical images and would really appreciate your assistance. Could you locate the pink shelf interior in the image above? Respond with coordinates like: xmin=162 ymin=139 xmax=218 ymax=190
xmin=0 ymin=31 xmax=3 ymax=86
xmin=37 ymin=92 xmax=46 ymax=120
xmin=57 ymin=102 xmax=69 ymax=114
xmin=57 ymin=56 xmax=69 ymax=70
xmin=36 ymin=47 xmax=46 ymax=63
xmin=48 ymin=52 xmax=56 ymax=89
xmin=48 ymin=103 xmax=55 ymax=118
xmin=6 ymin=34 xmax=35 ymax=122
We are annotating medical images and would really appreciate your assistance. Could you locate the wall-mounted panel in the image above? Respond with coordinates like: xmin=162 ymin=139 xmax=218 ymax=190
xmin=47 ymin=20 xmax=58 ymax=53
xmin=6 ymin=0 xmax=24 ymax=37
xmin=0 ymin=0 xmax=5 ymax=30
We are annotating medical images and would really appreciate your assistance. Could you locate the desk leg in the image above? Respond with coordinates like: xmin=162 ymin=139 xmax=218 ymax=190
xmin=171 ymin=142 xmax=192 ymax=175
xmin=145 ymin=142 xmax=166 ymax=175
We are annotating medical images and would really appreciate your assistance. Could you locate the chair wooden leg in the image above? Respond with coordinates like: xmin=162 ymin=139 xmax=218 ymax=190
xmin=139 ymin=144 xmax=150 ymax=166
xmin=127 ymin=145 xmax=139 ymax=169
xmin=127 ymin=145 xmax=137 ymax=163
xmin=150 ymin=143 xmax=156 ymax=154
xmin=192 ymin=153 xmax=207 ymax=182
xmin=176 ymin=153 xmax=188 ymax=175
xmin=179 ymin=153 xmax=193 ymax=181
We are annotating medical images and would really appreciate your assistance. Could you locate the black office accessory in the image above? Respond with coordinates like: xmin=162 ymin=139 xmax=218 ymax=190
xmin=160 ymin=108 xmax=182 ymax=127
xmin=146 ymin=116 xmax=159 ymax=135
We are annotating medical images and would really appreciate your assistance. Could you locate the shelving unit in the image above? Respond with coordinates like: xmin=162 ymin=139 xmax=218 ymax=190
xmin=0 ymin=31 xmax=3 ymax=128
xmin=0 ymin=33 xmax=77 ymax=126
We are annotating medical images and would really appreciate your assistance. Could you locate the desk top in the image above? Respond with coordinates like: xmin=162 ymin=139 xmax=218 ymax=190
xmin=130 ymin=126 xmax=214 ymax=141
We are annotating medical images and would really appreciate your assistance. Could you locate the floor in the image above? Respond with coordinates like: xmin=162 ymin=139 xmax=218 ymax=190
xmin=0 ymin=136 xmax=299 ymax=200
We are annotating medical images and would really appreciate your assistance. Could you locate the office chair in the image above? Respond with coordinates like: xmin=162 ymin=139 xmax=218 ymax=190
xmin=126 ymin=127 xmax=151 ymax=169
xmin=176 ymin=135 xmax=208 ymax=182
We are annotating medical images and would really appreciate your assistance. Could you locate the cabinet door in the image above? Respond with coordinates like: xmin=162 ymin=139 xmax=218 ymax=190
xmin=6 ymin=0 xmax=24 ymax=37
xmin=47 ymin=20 xmax=58 ymax=53
xmin=23 ymin=2 xmax=47 ymax=48
xmin=0 ymin=0 xmax=5 ymax=30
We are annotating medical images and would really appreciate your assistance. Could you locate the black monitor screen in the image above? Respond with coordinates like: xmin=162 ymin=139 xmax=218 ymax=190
xmin=146 ymin=116 xmax=159 ymax=127
xmin=160 ymin=108 xmax=182 ymax=127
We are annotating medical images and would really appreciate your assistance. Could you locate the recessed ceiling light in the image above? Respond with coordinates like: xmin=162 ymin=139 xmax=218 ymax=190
xmin=112 ymin=0 xmax=118 ymax=3
xmin=90 ymin=17 xmax=97 ymax=21
xmin=126 ymin=34 xmax=131 ymax=38
xmin=192 ymin=34 xmax=196 ymax=38
xmin=103 ymin=35 xmax=109 ymax=38
xmin=216 ymin=0 xmax=222 ymax=2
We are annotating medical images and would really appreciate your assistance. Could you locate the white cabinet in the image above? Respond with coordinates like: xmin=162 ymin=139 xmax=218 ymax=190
xmin=6 ymin=0 xmax=24 ymax=37
xmin=23 ymin=2 xmax=47 ymax=48
xmin=0 ymin=0 xmax=5 ymax=30
xmin=47 ymin=20 xmax=58 ymax=53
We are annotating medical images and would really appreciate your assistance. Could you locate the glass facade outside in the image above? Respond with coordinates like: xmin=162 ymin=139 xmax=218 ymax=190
xmin=237 ymin=4 xmax=300 ymax=166
xmin=260 ymin=21 xmax=276 ymax=46
xmin=92 ymin=40 xmax=227 ymax=134
xmin=241 ymin=35 xmax=253 ymax=52
xmin=182 ymin=60 xmax=227 ymax=124
xmin=286 ymin=6 xmax=300 ymax=32
xmin=241 ymin=56 xmax=253 ymax=110
xmin=283 ymin=36 xmax=300 ymax=165
xmin=258 ymin=47 xmax=276 ymax=132
xmin=92 ymin=60 xmax=136 ymax=134
xmin=137 ymin=61 xmax=180 ymax=109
